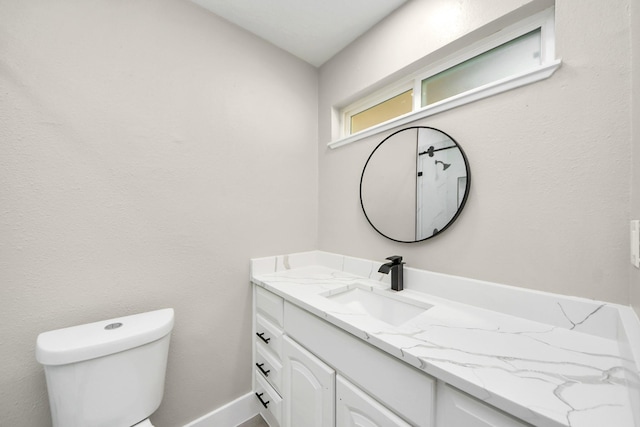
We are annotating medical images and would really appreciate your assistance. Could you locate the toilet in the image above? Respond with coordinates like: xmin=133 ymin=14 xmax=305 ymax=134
xmin=36 ymin=308 xmax=174 ymax=427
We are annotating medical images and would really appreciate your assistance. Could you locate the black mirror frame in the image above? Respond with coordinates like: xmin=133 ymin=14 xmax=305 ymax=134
xmin=359 ymin=126 xmax=471 ymax=243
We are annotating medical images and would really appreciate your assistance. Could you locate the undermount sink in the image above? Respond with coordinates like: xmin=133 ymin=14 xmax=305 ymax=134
xmin=322 ymin=285 xmax=432 ymax=326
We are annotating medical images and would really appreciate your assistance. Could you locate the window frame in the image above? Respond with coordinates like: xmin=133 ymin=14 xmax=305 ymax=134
xmin=341 ymin=80 xmax=414 ymax=137
xmin=330 ymin=8 xmax=560 ymax=149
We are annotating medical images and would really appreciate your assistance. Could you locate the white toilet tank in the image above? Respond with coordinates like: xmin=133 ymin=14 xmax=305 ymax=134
xmin=36 ymin=308 xmax=174 ymax=427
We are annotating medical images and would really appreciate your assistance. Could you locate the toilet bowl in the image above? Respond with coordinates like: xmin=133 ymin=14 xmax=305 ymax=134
xmin=36 ymin=308 xmax=174 ymax=427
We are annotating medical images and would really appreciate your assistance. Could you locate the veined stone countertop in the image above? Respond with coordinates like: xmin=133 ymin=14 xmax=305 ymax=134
xmin=250 ymin=251 xmax=640 ymax=427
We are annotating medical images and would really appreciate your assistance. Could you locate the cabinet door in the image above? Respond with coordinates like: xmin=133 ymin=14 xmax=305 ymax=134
xmin=436 ymin=383 xmax=530 ymax=427
xmin=282 ymin=335 xmax=335 ymax=427
xmin=336 ymin=375 xmax=411 ymax=427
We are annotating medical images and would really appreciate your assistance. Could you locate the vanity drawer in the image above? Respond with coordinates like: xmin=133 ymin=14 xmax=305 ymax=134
xmin=256 ymin=286 xmax=284 ymax=328
xmin=337 ymin=375 xmax=412 ymax=427
xmin=256 ymin=341 xmax=283 ymax=393
xmin=436 ymin=383 xmax=530 ymax=427
xmin=255 ymin=369 xmax=283 ymax=427
xmin=255 ymin=313 xmax=284 ymax=358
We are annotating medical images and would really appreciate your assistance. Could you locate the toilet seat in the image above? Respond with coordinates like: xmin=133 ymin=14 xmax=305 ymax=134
xmin=133 ymin=419 xmax=154 ymax=427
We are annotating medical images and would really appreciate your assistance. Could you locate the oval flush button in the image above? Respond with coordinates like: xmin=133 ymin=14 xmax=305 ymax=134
xmin=104 ymin=322 xmax=123 ymax=330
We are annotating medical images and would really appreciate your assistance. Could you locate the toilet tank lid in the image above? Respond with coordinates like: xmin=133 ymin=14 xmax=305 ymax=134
xmin=36 ymin=308 xmax=174 ymax=366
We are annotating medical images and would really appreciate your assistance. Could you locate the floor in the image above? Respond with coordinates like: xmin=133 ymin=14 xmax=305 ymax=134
xmin=237 ymin=414 xmax=268 ymax=427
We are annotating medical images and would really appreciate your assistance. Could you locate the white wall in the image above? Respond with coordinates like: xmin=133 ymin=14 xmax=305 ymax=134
xmin=318 ymin=0 xmax=632 ymax=304
xmin=631 ymin=0 xmax=640 ymax=315
xmin=0 ymin=1 xmax=318 ymax=426
xmin=1 ymin=0 xmax=637 ymax=425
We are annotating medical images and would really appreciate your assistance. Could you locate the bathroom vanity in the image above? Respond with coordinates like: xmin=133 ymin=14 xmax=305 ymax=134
xmin=250 ymin=251 xmax=640 ymax=427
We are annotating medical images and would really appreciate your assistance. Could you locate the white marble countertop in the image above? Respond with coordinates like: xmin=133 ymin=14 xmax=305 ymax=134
xmin=251 ymin=252 xmax=639 ymax=427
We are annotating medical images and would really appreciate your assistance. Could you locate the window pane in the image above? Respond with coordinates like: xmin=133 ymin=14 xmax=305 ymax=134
xmin=351 ymin=89 xmax=413 ymax=134
xmin=421 ymin=29 xmax=541 ymax=107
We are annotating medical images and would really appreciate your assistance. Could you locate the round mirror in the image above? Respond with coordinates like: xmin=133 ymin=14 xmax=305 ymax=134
xmin=359 ymin=126 xmax=470 ymax=243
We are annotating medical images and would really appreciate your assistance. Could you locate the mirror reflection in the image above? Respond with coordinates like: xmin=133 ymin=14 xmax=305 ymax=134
xmin=359 ymin=126 xmax=470 ymax=242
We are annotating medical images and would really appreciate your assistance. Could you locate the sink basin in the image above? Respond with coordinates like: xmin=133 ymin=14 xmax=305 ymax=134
xmin=323 ymin=286 xmax=432 ymax=326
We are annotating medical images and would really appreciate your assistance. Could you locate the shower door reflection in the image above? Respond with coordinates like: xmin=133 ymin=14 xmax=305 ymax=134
xmin=416 ymin=128 xmax=468 ymax=240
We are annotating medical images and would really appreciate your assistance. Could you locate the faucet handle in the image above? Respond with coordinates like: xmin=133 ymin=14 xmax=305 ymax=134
xmin=385 ymin=255 xmax=404 ymax=264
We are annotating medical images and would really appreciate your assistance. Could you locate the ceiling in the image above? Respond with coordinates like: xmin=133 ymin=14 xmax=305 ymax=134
xmin=190 ymin=0 xmax=408 ymax=67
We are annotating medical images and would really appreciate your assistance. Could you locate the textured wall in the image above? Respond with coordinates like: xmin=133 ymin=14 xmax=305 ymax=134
xmin=1 ymin=0 xmax=636 ymax=425
xmin=318 ymin=0 xmax=632 ymax=304
xmin=0 ymin=1 xmax=318 ymax=425
xmin=631 ymin=0 xmax=640 ymax=315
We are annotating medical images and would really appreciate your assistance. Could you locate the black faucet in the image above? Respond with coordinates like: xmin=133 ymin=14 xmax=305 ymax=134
xmin=378 ymin=256 xmax=405 ymax=291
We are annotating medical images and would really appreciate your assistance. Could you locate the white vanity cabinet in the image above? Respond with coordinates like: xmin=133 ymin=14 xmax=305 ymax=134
xmin=253 ymin=285 xmax=530 ymax=427
xmin=253 ymin=286 xmax=428 ymax=427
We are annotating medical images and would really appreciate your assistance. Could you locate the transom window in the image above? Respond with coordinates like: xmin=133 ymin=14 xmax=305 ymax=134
xmin=421 ymin=29 xmax=541 ymax=107
xmin=350 ymin=89 xmax=413 ymax=134
xmin=332 ymin=8 xmax=560 ymax=149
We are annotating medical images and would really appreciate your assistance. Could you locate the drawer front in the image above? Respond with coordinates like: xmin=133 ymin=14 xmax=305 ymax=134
xmin=256 ymin=286 xmax=284 ymax=328
xmin=436 ymin=383 xmax=531 ymax=427
xmin=255 ymin=313 xmax=284 ymax=358
xmin=255 ymin=369 xmax=283 ymax=427
xmin=256 ymin=342 xmax=283 ymax=393
xmin=337 ymin=375 xmax=412 ymax=427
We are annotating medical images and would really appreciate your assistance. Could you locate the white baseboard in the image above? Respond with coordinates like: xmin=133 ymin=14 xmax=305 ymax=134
xmin=183 ymin=392 xmax=260 ymax=427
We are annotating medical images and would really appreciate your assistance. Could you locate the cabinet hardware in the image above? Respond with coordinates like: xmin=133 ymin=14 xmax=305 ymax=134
xmin=256 ymin=362 xmax=270 ymax=376
xmin=255 ymin=392 xmax=270 ymax=408
xmin=256 ymin=332 xmax=271 ymax=344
